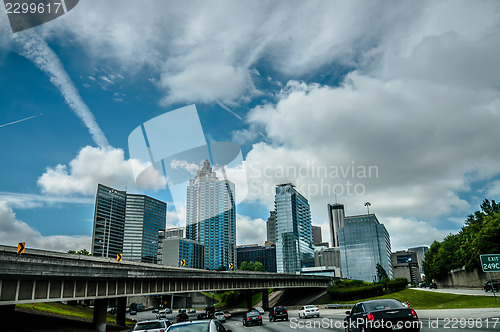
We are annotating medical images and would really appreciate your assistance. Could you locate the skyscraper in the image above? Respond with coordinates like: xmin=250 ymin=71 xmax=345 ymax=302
xmin=123 ymin=194 xmax=166 ymax=263
xmin=91 ymin=184 xmax=127 ymax=258
xmin=311 ymin=225 xmax=322 ymax=245
xmin=91 ymin=184 xmax=166 ymax=262
xmin=266 ymin=210 xmax=277 ymax=244
xmin=185 ymin=160 xmax=236 ymax=270
xmin=327 ymin=203 xmax=344 ymax=247
xmin=338 ymin=212 xmax=393 ymax=282
xmin=274 ymin=183 xmax=314 ymax=274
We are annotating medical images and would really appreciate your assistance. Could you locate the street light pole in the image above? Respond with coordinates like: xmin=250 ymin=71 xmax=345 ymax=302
xmin=364 ymin=202 xmax=371 ymax=217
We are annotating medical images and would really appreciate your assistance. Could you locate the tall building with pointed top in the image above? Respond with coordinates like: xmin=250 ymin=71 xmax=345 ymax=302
xmin=275 ymin=183 xmax=314 ymax=274
xmin=327 ymin=203 xmax=344 ymax=247
xmin=185 ymin=160 xmax=236 ymax=270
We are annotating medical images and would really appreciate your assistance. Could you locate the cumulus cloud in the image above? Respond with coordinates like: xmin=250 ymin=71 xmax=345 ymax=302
xmin=0 ymin=201 xmax=91 ymax=252
xmin=38 ymin=146 xmax=166 ymax=196
xmin=240 ymin=19 xmax=500 ymax=239
xmin=384 ymin=217 xmax=450 ymax=251
xmin=33 ymin=1 xmax=489 ymax=106
xmin=236 ymin=214 xmax=266 ymax=246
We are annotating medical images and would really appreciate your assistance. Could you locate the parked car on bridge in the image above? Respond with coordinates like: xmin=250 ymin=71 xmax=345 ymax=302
xmin=484 ymin=279 xmax=500 ymax=292
xmin=166 ymin=319 xmax=232 ymax=332
xmin=269 ymin=305 xmax=288 ymax=321
xmin=133 ymin=319 xmax=170 ymax=332
xmin=344 ymin=299 xmax=420 ymax=332
xmin=298 ymin=305 xmax=320 ymax=318
xmin=242 ymin=310 xmax=262 ymax=326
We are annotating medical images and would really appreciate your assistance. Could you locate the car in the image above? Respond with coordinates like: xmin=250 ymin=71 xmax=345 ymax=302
xmin=214 ymin=311 xmax=226 ymax=323
xmin=130 ymin=310 xmax=137 ymax=315
xmin=417 ymin=282 xmax=427 ymax=288
xmin=428 ymin=282 xmax=437 ymax=289
xmin=148 ymin=305 xmax=155 ymax=310
xmin=157 ymin=312 xmax=168 ymax=319
xmin=344 ymin=299 xmax=420 ymax=332
xmin=269 ymin=305 xmax=288 ymax=322
xmin=223 ymin=310 xmax=232 ymax=319
xmin=242 ymin=310 xmax=262 ymax=327
xmin=166 ymin=319 xmax=232 ymax=332
xmin=176 ymin=312 xmax=190 ymax=323
xmin=298 ymin=305 xmax=319 ymax=318
xmin=133 ymin=319 xmax=170 ymax=332
xmin=178 ymin=308 xmax=187 ymax=314
xmin=484 ymin=280 xmax=500 ymax=292
xmin=164 ymin=308 xmax=173 ymax=314
xmin=197 ymin=312 xmax=210 ymax=320
xmin=108 ymin=307 xmax=117 ymax=314
xmin=253 ymin=306 xmax=265 ymax=314
xmin=152 ymin=308 xmax=159 ymax=313
xmin=188 ymin=309 xmax=196 ymax=313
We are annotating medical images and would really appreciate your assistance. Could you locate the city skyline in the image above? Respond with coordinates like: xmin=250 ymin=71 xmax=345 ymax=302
xmin=2 ymin=1 xmax=500 ymax=254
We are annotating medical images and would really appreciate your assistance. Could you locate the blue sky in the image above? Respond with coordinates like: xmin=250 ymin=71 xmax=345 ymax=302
xmin=1 ymin=1 xmax=500 ymax=252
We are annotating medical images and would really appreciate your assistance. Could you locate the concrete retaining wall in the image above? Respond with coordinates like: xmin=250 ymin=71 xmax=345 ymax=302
xmin=436 ymin=267 xmax=500 ymax=288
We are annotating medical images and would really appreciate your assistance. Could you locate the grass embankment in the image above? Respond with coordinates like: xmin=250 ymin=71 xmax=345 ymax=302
xmin=16 ymin=302 xmax=136 ymax=326
xmin=201 ymin=289 xmax=272 ymax=308
xmin=327 ymin=288 xmax=500 ymax=310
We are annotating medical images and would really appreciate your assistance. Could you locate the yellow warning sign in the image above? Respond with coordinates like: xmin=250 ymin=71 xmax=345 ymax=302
xmin=229 ymin=263 xmax=234 ymax=270
xmin=17 ymin=242 xmax=25 ymax=254
xmin=116 ymin=253 xmax=123 ymax=261
xmin=180 ymin=259 xmax=186 ymax=266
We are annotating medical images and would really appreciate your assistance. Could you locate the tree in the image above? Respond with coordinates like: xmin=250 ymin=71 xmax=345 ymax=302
xmin=67 ymin=249 xmax=92 ymax=256
xmin=376 ymin=263 xmax=388 ymax=281
xmin=253 ymin=262 xmax=265 ymax=272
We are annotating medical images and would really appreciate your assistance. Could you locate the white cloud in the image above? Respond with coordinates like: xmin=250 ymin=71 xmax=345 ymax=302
xmin=384 ymin=217 xmax=450 ymax=251
xmin=0 ymin=201 xmax=91 ymax=252
xmin=38 ymin=146 xmax=166 ymax=196
xmin=0 ymin=191 xmax=93 ymax=209
xmin=33 ymin=1 xmax=499 ymax=106
xmin=236 ymin=214 xmax=266 ymax=246
xmin=170 ymin=160 xmax=199 ymax=175
xmin=159 ymin=63 xmax=252 ymax=105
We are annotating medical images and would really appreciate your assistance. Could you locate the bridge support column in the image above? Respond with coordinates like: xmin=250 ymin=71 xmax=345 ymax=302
xmin=246 ymin=290 xmax=253 ymax=310
xmin=261 ymin=289 xmax=269 ymax=311
xmin=116 ymin=297 xmax=127 ymax=326
xmin=93 ymin=298 xmax=108 ymax=332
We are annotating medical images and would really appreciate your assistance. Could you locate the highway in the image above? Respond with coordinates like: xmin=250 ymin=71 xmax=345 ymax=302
xmin=125 ymin=308 xmax=500 ymax=331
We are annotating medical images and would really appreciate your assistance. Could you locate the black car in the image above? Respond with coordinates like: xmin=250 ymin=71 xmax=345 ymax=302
xmin=176 ymin=312 xmax=190 ymax=323
xmin=269 ymin=306 xmax=288 ymax=322
xmin=344 ymin=299 xmax=420 ymax=332
xmin=197 ymin=312 xmax=210 ymax=320
xmin=484 ymin=280 xmax=500 ymax=292
xmin=428 ymin=282 xmax=437 ymax=289
xmin=242 ymin=310 xmax=262 ymax=327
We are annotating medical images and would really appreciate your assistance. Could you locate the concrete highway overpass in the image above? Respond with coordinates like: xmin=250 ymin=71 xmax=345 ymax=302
xmin=0 ymin=245 xmax=333 ymax=330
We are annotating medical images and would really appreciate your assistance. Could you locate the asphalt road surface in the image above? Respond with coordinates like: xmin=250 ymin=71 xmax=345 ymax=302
xmin=125 ymin=308 xmax=500 ymax=332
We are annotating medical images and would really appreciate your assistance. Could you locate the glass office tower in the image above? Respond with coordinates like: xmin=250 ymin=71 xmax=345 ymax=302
xmin=185 ymin=160 xmax=236 ymax=270
xmin=91 ymin=184 xmax=127 ymax=258
xmin=275 ymin=183 xmax=314 ymax=274
xmin=338 ymin=214 xmax=393 ymax=282
xmin=123 ymin=194 xmax=166 ymax=263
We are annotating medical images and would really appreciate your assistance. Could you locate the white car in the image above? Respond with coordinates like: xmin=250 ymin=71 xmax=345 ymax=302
xmin=166 ymin=319 xmax=232 ymax=332
xmin=214 ymin=311 xmax=226 ymax=323
xmin=298 ymin=305 xmax=320 ymax=318
xmin=133 ymin=319 xmax=170 ymax=332
xmin=253 ymin=307 xmax=265 ymax=314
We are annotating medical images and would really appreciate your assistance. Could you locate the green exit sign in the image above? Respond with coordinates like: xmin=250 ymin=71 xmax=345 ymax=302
xmin=480 ymin=254 xmax=500 ymax=272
